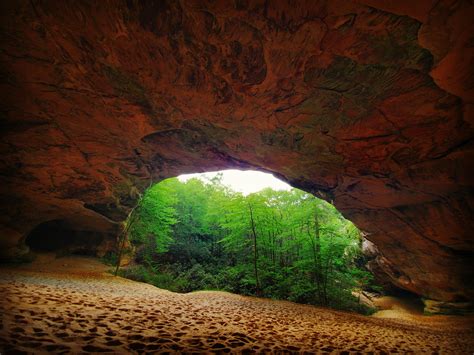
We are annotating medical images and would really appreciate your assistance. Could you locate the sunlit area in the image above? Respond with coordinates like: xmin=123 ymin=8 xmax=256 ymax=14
xmin=112 ymin=170 xmax=377 ymax=314
xmin=178 ymin=169 xmax=292 ymax=195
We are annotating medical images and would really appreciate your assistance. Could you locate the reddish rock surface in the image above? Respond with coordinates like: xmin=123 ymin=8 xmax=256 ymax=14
xmin=0 ymin=0 xmax=473 ymax=302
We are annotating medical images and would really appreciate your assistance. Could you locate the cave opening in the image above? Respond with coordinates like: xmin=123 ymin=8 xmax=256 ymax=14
xmin=0 ymin=1 xmax=472 ymax=352
xmin=118 ymin=169 xmax=381 ymax=314
xmin=24 ymin=219 xmax=112 ymax=257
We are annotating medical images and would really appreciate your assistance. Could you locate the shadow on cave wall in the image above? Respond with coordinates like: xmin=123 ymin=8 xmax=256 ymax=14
xmin=24 ymin=219 xmax=116 ymax=257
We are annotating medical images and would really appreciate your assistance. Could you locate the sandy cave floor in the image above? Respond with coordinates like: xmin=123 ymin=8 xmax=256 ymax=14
xmin=0 ymin=255 xmax=473 ymax=354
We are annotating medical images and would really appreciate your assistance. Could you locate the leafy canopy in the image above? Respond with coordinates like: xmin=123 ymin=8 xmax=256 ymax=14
xmin=122 ymin=174 xmax=376 ymax=314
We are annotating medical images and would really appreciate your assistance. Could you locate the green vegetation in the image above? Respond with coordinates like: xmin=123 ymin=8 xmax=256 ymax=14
xmin=118 ymin=174 xmax=376 ymax=314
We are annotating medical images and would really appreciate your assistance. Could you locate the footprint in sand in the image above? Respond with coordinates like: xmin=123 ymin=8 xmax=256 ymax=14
xmin=1 ymin=263 xmax=473 ymax=354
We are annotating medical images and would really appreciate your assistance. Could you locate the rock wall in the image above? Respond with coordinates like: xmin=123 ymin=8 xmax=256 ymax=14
xmin=0 ymin=0 xmax=472 ymax=302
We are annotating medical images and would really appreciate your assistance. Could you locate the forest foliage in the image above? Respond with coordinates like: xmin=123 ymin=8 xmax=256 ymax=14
xmin=118 ymin=174 xmax=376 ymax=314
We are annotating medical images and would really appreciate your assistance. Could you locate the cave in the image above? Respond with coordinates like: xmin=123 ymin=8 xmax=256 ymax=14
xmin=0 ymin=0 xmax=473 ymax=311
xmin=24 ymin=219 xmax=114 ymax=257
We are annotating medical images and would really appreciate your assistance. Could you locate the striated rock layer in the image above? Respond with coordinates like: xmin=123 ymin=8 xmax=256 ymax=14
xmin=0 ymin=0 xmax=473 ymax=302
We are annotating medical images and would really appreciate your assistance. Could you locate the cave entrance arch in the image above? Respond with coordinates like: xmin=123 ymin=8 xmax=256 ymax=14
xmin=0 ymin=0 xmax=472 ymax=310
xmin=122 ymin=169 xmax=375 ymax=304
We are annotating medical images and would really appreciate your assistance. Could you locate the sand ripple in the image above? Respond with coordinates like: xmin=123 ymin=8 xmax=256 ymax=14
xmin=0 ymin=258 xmax=473 ymax=353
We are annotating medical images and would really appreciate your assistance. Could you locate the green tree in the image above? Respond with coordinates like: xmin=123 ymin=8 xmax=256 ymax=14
xmin=119 ymin=174 xmax=377 ymax=314
xmin=128 ymin=179 xmax=178 ymax=263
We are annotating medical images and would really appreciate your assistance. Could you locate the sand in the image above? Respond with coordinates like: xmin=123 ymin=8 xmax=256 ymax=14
xmin=1 ymin=255 xmax=473 ymax=353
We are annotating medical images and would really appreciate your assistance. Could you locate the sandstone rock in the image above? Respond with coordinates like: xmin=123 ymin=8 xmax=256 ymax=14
xmin=0 ymin=0 xmax=472 ymax=302
xmin=352 ymin=290 xmax=378 ymax=310
xmin=423 ymin=299 xmax=474 ymax=315
xmin=361 ymin=238 xmax=378 ymax=258
xmin=361 ymin=238 xmax=399 ymax=293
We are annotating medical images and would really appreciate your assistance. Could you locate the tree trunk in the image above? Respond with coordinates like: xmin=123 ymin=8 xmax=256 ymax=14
xmin=114 ymin=201 xmax=141 ymax=276
xmin=248 ymin=203 xmax=261 ymax=296
xmin=307 ymin=209 xmax=324 ymax=304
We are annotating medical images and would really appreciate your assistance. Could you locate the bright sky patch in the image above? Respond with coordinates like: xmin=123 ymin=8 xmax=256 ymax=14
xmin=178 ymin=169 xmax=291 ymax=195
